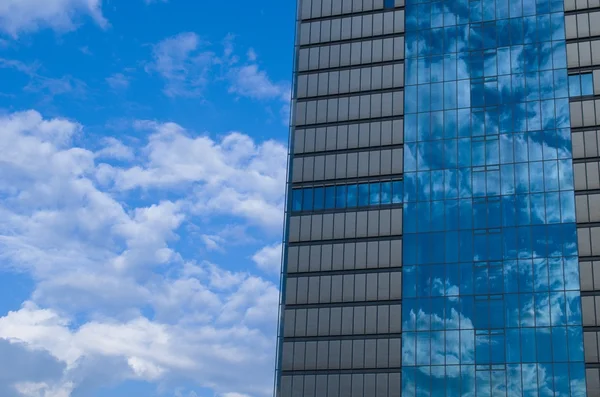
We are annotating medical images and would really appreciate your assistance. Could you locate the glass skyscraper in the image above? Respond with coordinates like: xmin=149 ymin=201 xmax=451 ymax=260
xmin=275 ymin=0 xmax=600 ymax=395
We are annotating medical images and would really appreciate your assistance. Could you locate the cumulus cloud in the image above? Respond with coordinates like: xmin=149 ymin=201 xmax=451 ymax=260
xmin=0 ymin=110 xmax=283 ymax=397
xmin=95 ymin=137 xmax=134 ymax=161
xmin=0 ymin=339 xmax=66 ymax=397
xmin=105 ymin=120 xmax=288 ymax=230
xmin=0 ymin=0 xmax=108 ymax=38
xmin=14 ymin=381 xmax=74 ymax=397
xmin=252 ymin=243 xmax=282 ymax=275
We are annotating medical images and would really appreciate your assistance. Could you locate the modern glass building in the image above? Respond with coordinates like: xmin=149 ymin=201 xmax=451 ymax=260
xmin=275 ymin=0 xmax=600 ymax=395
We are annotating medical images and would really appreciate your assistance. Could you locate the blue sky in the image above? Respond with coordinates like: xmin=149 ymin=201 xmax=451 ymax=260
xmin=0 ymin=1 xmax=294 ymax=396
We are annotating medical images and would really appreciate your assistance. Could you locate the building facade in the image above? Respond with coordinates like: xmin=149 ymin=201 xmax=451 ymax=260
xmin=275 ymin=0 xmax=599 ymax=395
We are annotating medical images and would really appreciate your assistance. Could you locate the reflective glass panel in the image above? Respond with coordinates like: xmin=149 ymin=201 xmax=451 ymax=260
xmin=402 ymin=0 xmax=585 ymax=395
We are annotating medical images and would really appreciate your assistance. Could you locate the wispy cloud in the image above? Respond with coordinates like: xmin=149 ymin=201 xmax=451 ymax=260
xmin=25 ymin=74 xmax=87 ymax=97
xmin=0 ymin=57 xmax=87 ymax=98
xmin=246 ymin=48 xmax=257 ymax=62
xmin=0 ymin=57 xmax=38 ymax=74
xmin=146 ymin=32 xmax=291 ymax=116
xmin=228 ymin=64 xmax=290 ymax=102
xmin=146 ymin=32 xmax=217 ymax=98
xmin=106 ymin=73 xmax=130 ymax=90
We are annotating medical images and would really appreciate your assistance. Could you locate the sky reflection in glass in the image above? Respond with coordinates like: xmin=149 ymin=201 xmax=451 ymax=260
xmin=401 ymin=0 xmax=586 ymax=395
xmin=291 ymin=180 xmax=403 ymax=212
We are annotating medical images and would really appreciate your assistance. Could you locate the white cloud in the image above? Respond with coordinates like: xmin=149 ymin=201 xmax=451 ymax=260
xmin=225 ymin=49 xmax=291 ymax=125
xmin=228 ymin=64 xmax=290 ymax=102
xmin=105 ymin=73 xmax=130 ymax=90
xmin=252 ymin=243 xmax=282 ymax=275
xmin=95 ymin=137 xmax=134 ymax=161
xmin=0 ymin=339 xmax=66 ymax=397
xmin=0 ymin=110 xmax=282 ymax=397
xmin=14 ymin=381 xmax=74 ymax=397
xmin=105 ymin=120 xmax=287 ymax=231
xmin=201 ymin=234 xmax=225 ymax=252
xmin=146 ymin=32 xmax=216 ymax=98
xmin=146 ymin=32 xmax=291 ymax=117
xmin=0 ymin=0 xmax=107 ymax=38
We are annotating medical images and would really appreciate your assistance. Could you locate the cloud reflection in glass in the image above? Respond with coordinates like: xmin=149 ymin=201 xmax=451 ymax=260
xmin=401 ymin=0 xmax=586 ymax=395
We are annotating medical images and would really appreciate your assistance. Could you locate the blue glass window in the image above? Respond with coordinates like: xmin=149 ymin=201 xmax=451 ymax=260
xmin=384 ymin=0 xmax=394 ymax=8
xmin=292 ymin=189 xmax=302 ymax=212
xmin=568 ymin=75 xmax=581 ymax=97
xmin=569 ymin=73 xmax=593 ymax=97
xmin=335 ymin=185 xmax=346 ymax=209
xmin=313 ymin=187 xmax=324 ymax=210
xmin=401 ymin=0 xmax=585 ymax=394
xmin=581 ymin=73 xmax=594 ymax=95
xmin=302 ymin=188 xmax=312 ymax=211
xmin=290 ymin=180 xmax=403 ymax=212
xmin=347 ymin=184 xmax=357 ymax=208
xmin=358 ymin=183 xmax=370 ymax=207
xmin=324 ymin=186 xmax=335 ymax=209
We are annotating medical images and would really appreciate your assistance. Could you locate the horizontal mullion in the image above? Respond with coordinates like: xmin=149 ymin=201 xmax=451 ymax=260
xmin=298 ymin=86 xmax=405 ymax=101
xmin=283 ymin=333 xmax=402 ymax=342
xmin=571 ymin=125 xmax=600 ymax=132
xmin=293 ymin=143 xmax=404 ymax=157
xmin=291 ymin=203 xmax=404 ymax=216
xmin=575 ymin=188 xmax=600 ymax=195
xmin=296 ymin=87 xmax=404 ymax=103
xmin=280 ymin=367 xmax=402 ymax=376
xmin=567 ymin=65 xmax=600 ymax=74
xmin=579 ymin=255 xmax=600 ymax=261
xmin=284 ymin=299 xmax=402 ymax=310
xmin=583 ymin=326 xmax=600 ymax=332
xmin=566 ymin=35 xmax=600 ymax=44
xmin=288 ymin=235 xmax=403 ymax=248
xmin=295 ymin=115 xmax=405 ymax=129
xmin=293 ymin=115 xmax=404 ymax=130
xmin=573 ymin=156 xmax=600 ymax=163
xmin=570 ymin=94 xmax=600 ymax=102
xmin=581 ymin=290 xmax=600 ymax=297
xmin=291 ymin=174 xmax=404 ymax=188
xmin=576 ymin=221 xmax=600 ymax=228
xmin=287 ymin=266 xmax=403 ymax=278
xmin=298 ymin=32 xmax=405 ymax=50
xmin=297 ymin=59 xmax=404 ymax=75
xmin=565 ymin=6 xmax=600 ymax=16
xmin=298 ymin=7 xmax=405 ymax=24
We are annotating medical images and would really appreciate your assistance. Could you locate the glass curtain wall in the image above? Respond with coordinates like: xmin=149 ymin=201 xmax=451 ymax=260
xmin=401 ymin=0 xmax=587 ymax=395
